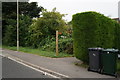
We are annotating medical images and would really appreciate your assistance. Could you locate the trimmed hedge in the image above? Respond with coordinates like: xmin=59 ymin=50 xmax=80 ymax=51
xmin=114 ymin=21 xmax=120 ymax=50
xmin=72 ymin=11 xmax=117 ymax=63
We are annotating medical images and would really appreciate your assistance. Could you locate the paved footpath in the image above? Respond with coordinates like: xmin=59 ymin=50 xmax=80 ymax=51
xmin=1 ymin=48 xmax=118 ymax=78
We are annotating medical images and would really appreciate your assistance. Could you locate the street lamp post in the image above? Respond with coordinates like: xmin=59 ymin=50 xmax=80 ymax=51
xmin=17 ymin=0 xmax=19 ymax=51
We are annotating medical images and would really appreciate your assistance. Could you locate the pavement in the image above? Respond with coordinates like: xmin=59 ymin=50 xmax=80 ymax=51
xmin=1 ymin=48 xmax=119 ymax=79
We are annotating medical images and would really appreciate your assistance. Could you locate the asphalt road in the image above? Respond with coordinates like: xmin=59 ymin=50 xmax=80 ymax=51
xmin=2 ymin=57 xmax=52 ymax=78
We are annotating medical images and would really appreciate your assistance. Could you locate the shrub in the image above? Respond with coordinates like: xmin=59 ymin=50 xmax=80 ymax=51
xmin=72 ymin=11 xmax=115 ymax=63
xmin=27 ymin=8 xmax=67 ymax=48
xmin=42 ymin=38 xmax=73 ymax=54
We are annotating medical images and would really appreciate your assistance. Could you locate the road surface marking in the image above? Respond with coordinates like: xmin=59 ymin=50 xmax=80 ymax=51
xmin=0 ymin=53 xmax=70 ymax=80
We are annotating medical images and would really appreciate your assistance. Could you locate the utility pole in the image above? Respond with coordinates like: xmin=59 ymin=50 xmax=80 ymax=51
xmin=118 ymin=1 xmax=120 ymax=21
xmin=56 ymin=30 xmax=58 ymax=56
xmin=17 ymin=0 xmax=19 ymax=51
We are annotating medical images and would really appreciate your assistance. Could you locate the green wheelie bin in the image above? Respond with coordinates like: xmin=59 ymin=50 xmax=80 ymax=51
xmin=101 ymin=49 xmax=119 ymax=77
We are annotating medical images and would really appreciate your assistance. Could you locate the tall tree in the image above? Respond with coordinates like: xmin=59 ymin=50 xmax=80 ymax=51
xmin=19 ymin=2 xmax=43 ymax=18
xmin=2 ymin=2 xmax=43 ymax=46
xmin=2 ymin=2 xmax=43 ymax=19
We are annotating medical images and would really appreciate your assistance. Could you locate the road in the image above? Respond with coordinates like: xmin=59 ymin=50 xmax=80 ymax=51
xmin=2 ymin=57 xmax=53 ymax=78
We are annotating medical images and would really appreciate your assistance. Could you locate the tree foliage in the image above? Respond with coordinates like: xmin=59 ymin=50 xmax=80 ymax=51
xmin=2 ymin=2 xmax=43 ymax=46
xmin=2 ymin=2 xmax=43 ymax=19
xmin=3 ymin=19 xmax=17 ymax=46
xmin=19 ymin=15 xmax=32 ymax=46
xmin=27 ymin=8 xmax=67 ymax=48
xmin=3 ymin=15 xmax=32 ymax=46
xmin=19 ymin=2 xmax=43 ymax=18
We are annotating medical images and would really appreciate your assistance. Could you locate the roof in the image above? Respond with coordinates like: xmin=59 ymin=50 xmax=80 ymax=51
xmin=112 ymin=18 xmax=120 ymax=23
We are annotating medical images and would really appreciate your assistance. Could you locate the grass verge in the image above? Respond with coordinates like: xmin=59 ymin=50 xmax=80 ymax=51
xmin=2 ymin=46 xmax=73 ymax=58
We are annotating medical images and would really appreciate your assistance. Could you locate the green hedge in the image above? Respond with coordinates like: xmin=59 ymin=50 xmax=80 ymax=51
xmin=72 ymin=11 xmax=116 ymax=63
xmin=114 ymin=22 xmax=120 ymax=50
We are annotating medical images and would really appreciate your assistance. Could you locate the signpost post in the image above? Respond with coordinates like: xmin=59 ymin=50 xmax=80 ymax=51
xmin=56 ymin=30 xmax=58 ymax=56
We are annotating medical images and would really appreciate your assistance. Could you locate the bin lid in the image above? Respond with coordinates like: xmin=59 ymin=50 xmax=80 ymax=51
xmin=88 ymin=47 xmax=104 ymax=51
xmin=102 ymin=48 xmax=119 ymax=53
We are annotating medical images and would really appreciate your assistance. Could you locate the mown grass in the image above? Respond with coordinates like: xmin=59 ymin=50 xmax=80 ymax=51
xmin=2 ymin=46 xmax=73 ymax=58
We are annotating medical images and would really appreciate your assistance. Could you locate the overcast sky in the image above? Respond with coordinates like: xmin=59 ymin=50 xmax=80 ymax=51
xmin=29 ymin=0 xmax=120 ymax=22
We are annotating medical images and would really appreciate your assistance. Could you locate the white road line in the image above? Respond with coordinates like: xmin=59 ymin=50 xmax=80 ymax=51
xmin=1 ymin=53 xmax=69 ymax=78
xmin=0 ymin=54 xmax=70 ymax=79
xmin=7 ymin=56 xmax=60 ymax=78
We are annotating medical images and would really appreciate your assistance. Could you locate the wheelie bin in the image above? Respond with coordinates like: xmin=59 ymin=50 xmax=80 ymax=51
xmin=101 ymin=49 xmax=119 ymax=76
xmin=88 ymin=48 xmax=103 ymax=72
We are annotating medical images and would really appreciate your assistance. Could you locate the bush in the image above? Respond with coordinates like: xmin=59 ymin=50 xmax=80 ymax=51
xmin=27 ymin=8 xmax=67 ymax=48
xmin=72 ymin=11 xmax=116 ymax=63
xmin=42 ymin=38 xmax=73 ymax=54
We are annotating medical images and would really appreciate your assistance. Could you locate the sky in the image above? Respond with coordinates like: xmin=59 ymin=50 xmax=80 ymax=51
xmin=29 ymin=0 xmax=120 ymax=22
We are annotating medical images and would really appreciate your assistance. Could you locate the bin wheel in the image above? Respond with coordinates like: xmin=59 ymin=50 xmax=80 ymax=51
xmin=100 ymin=68 xmax=103 ymax=74
xmin=115 ymin=73 xmax=117 ymax=78
xmin=88 ymin=67 xmax=90 ymax=71
xmin=98 ymin=69 xmax=101 ymax=73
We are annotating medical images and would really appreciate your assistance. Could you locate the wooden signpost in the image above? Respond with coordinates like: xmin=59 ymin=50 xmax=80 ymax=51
xmin=56 ymin=30 xmax=58 ymax=56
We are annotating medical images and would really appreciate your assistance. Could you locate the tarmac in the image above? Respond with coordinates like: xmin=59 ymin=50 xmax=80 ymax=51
xmin=1 ymin=48 xmax=119 ymax=79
